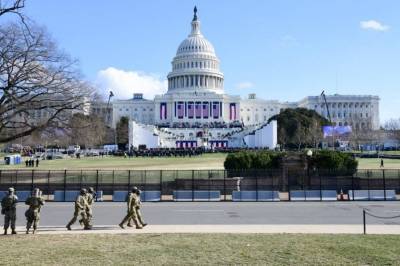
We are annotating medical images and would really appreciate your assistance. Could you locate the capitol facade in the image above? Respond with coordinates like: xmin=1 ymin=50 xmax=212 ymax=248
xmin=91 ymin=7 xmax=380 ymax=148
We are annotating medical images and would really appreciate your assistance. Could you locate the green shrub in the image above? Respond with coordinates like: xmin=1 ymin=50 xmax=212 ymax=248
xmin=224 ymin=150 xmax=358 ymax=173
xmin=309 ymin=150 xmax=358 ymax=174
xmin=224 ymin=151 xmax=284 ymax=170
xmin=224 ymin=152 xmax=251 ymax=170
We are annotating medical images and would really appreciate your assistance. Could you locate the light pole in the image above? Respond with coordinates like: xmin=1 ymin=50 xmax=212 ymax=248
xmin=107 ymin=91 xmax=116 ymax=147
xmin=306 ymin=149 xmax=313 ymax=188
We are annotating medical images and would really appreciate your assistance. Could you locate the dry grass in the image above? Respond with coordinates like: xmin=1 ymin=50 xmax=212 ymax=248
xmin=357 ymin=158 xmax=400 ymax=169
xmin=1 ymin=234 xmax=400 ymax=265
xmin=0 ymin=153 xmax=227 ymax=170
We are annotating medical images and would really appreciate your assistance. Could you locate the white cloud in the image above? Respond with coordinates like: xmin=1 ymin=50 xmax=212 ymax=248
xmin=360 ymin=20 xmax=389 ymax=31
xmin=235 ymin=81 xmax=254 ymax=90
xmin=96 ymin=67 xmax=167 ymax=100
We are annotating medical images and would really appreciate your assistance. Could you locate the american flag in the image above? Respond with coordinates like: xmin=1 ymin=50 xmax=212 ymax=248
xmin=202 ymin=103 xmax=209 ymax=118
xmin=195 ymin=103 xmax=202 ymax=118
xmin=230 ymin=103 xmax=236 ymax=120
xmin=177 ymin=103 xmax=184 ymax=118
xmin=213 ymin=103 xmax=219 ymax=118
xmin=188 ymin=103 xmax=194 ymax=118
xmin=160 ymin=103 xmax=167 ymax=120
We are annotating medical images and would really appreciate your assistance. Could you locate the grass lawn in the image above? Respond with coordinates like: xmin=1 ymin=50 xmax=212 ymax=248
xmin=0 ymin=153 xmax=227 ymax=170
xmin=1 ymin=234 xmax=400 ymax=265
xmin=381 ymin=151 xmax=400 ymax=155
xmin=2 ymin=152 xmax=400 ymax=171
xmin=357 ymin=158 xmax=400 ymax=169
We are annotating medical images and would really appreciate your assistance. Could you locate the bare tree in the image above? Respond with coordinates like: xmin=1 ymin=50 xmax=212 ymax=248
xmin=68 ymin=113 xmax=107 ymax=148
xmin=0 ymin=0 xmax=25 ymax=18
xmin=384 ymin=119 xmax=400 ymax=131
xmin=0 ymin=23 xmax=93 ymax=143
xmin=384 ymin=118 xmax=400 ymax=143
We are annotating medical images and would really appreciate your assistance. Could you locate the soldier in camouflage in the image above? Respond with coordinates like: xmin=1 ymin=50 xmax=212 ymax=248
xmin=119 ymin=187 xmax=142 ymax=229
xmin=66 ymin=188 xmax=89 ymax=230
xmin=125 ymin=187 xmax=138 ymax=227
xmin=25 ymin=188 xmax=45 ymax=234
xmin=135 ymin=189 xmax=147 ymax=227
xmin=1 ymin=187 xmax=18 ymax=235
xmin=84 ymin=187 xmax=95 ymax=230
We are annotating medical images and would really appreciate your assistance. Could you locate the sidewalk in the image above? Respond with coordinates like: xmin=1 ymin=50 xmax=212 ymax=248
xmin=10 ymin=224 xmax=400 ymax=235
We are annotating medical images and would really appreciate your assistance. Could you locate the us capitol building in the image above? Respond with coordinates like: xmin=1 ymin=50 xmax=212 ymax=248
xmin=91 ymin=7 xmax=380 ymax=148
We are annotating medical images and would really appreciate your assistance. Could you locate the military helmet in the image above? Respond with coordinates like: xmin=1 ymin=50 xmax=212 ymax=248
xmin=88 ymin=187 xmax=94 ymax=193
xmin=80 ymin=188 xmax=87 ymax=194
xmin=131 ymin=186 xmax=138 ymax=193
xmin=8 ymin=187 xmax=14 ymax=193
xmin=32 ymin=188 xmax=40 ymax=196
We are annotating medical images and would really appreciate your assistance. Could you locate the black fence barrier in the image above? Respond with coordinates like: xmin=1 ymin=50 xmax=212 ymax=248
xmin=363 ymin=209 xmax=400 ymax=234
xmin=0 ymin=169 xmax=399 ymax=202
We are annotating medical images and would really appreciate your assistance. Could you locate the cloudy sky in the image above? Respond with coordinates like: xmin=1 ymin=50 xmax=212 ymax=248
xmin=18 ymin=0 xmax=400 ymax=123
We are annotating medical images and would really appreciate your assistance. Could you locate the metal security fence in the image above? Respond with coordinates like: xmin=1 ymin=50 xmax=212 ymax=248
xmin=0 ymin=169 xmax=399 ymax=201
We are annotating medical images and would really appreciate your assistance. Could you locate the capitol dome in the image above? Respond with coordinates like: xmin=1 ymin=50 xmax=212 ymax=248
xmin=176 ymin=35 xmax=216 ymax=57
xmin=167 ymin=6 xmax=224 ymax=94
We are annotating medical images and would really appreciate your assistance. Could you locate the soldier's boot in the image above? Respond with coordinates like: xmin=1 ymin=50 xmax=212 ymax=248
xmin=79 ymin=219 xmax=83 ymax=226
xmin=66 ymin=223 xmax=72 ymax=231
xmin=33 ymin=226 xmax=37 ymax=234
xmin=3 ymin=229 xmax=7 ymax=235
xmin=133 ymin=219 xmax=143 ymax=229
xmin=119 ymin=214 xmax=132 ymax=229
xmin=26 ymin=228 xmax=29 ymax=234
xmin=11 ymin=229 xmax=17 ymax=234
xmin=138 ymin=217 xmax=147 ymax=227
xmin=84 ymin=223 xmax=92 ymax=230
xmin=127 ymin=220 xmax=133 ymax=227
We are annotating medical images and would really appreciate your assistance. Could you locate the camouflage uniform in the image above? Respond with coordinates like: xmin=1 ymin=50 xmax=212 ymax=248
xmin=135 ymin=190 xmax=147 ymax=227
xmin=25 ymin=189 xmax=45 ymax=234
xmin=125 ymin=192 xmax=134 ymax=227
xmin=84 ymin=188 xmax=95 ymax=229
xmin=1 ymin=188 xmax=18 ymax=235
xmin=66 ymin=189 xmax=89 ymax=230
xmin=119 ymin=191 xmax=142 ymax=229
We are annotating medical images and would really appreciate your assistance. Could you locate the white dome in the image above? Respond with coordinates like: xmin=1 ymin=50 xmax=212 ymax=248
xmin=167 ymin=7 xmax=224 ymax=94
xmin=176 ymin=34 xmax=216 ymax=56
